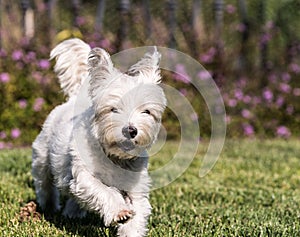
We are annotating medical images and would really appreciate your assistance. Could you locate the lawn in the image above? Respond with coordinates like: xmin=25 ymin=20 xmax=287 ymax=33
xmin=0 ymin=139 xmax=300 ymax=236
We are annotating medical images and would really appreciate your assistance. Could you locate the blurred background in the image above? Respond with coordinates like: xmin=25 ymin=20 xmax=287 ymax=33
xmin=0 ymin=0 xmax=299 ymax=148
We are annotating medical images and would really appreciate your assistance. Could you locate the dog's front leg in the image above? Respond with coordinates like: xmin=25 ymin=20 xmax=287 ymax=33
xmin=69 ymin=164 xmax=134 ymax=226
xmin=117 ymin=193 xmax=151 ymax=237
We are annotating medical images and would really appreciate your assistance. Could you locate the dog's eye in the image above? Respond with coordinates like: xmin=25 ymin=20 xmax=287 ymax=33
xmin=142 ymin=109 xmax=151 ymax=115
xmin=111 ymin=107 xmax=118 ymax=113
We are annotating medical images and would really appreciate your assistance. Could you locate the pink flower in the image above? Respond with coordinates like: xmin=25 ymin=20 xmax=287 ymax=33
xmin=18 ymin=99 xmax=28 ymax=109
xmin=33 ymin=97 xmax=45 ymax=111
xmin=243 ymin=95 xmax=251 ymax=104
xmin=226 ymin=4 xmax=236 ymax=14
xmin=276 ymin=126 xmax=291 ymax=138
xmin=25 ymin=51 xmax=36 ymax=62
xmin=263 ymin=89 xmax=273 ymax=102
xmin=190 ymin=112 xmax=198 ymax=121
xmin=0 ymin=131 xmax=6 ymax=139
xmin=227 ymin=99 xmax=237 ymax=108
xmin=174 ymin=64 xmax=190 ymax=84
xmin=32 ymin=71 xmax=43 ymax=83
xmin=268 ymin=73 xmax=277 ymax=83
xmin=289 ymin=63 xmax=300 ymax=74
xmin=241 ymin=109 xmax=252 ymax=119
xmin=236 ymin=23 xmax=247 ymax=32
xmin=197 ymin=70 xmax=211 ymax=80
xmin=234 ymin=89 xmax=243 ymax=100
xmin=260 ymin=33 xmax=272 ymax=44
xmin=0 ymin=142 xmax=5 ymax=149
xmin=279 ymin=83 xmax=291 ymax=93
xmin=0 ymin=49 xmax=7 ymax=57
xmin=76 ymin=16 xmax=86 ymax=26
xmin=179 ymin=88 xmax=187 ymax=96
xmin=286 ymin=106 xmax=294 ymax=115
xmin=38 ymin=59 xmax=50 ymax=70
xmin=200 ymin=47 xmax=216 ymax=64
xmin=0 ymin=72 xmax=10 ymax=83
xmin=243 ymin=124 xmax=254 ymax=136
xmin=12 ymin=50 xmax=23 ymax=61
xmin=275 ymin=96 xmax=285 ymax=107
xmin=293 ymin=88 xmax=300 ymax=96
xmin=11 ymin=128 xmax=21 ymax=139
xmin=281 ymin=72 xmax=291 ymax=82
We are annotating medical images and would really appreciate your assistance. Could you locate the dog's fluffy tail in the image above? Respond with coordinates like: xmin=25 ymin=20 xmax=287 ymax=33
xmin=50 ymin=38 xmax=91 ymax=98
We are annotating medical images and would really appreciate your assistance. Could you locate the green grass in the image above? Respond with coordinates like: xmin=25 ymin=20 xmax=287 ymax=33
xmin=1 ymin=139 xmax=300 ymax=236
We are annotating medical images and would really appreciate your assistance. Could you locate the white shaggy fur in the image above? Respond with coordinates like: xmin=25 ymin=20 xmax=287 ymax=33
xmin=32 ymin=38 xmax=166 ymax=237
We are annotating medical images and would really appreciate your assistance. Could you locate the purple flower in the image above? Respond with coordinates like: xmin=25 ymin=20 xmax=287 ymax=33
xmin=25 ymin=51 xmax=36 ymax=62
xmin=179 ymin=88 xmax=187 ymax=96
xmin=293 ymin=88 xmax=300 ymax=96
xmin=236 ymin=23 xmax=247 ymax=32
xmin=243 ymin=124 xmax=254 ymax=136
xmin=18 ymin=99 xmax=28 ymax=109
xmin=268 ymin=73 xmax=277 ymax=83
xmin=279 ymin=83 xmax=291 ymax=93
xmin=275 ymin=96 xmax=285 ymax=107
xmin=226 ymin=4 xmax=236 ymax=14
xmin=227 ymin=99 xmax=237 ymax=108
xmin=226 ymin=115 xmax=231 ymax=124
xmin=243 ymin=95 xmax=251 ymax=104
xmin=276 ymin=126 xmax=291 ymax=138
xmin=12 ymin=50 xmax=23 ymax=61
xmin=174 ymin=64 xmax=190 ymax=84
xmin=289 ymin=63 xmax=300 ymax=74
xmin=11 ymin=128 xmax=21 ymax=139
xmin=190 ymin=112 xmax=198 ymax=121
xmin=99 ymin=39 xmax=111 ymax=49
xmin=76 ymin=16 xmax=86 ymax=26
xmin=260 ymin=33 xmax=272 ymax=44
xmin=33 ymin=97 xmax=45 ymax=111
xmin=0 ymin=131 xmax=6 ymax=139
xmin=0 ymin=72 xmax=10 ymax=83
xmin=286 ymin=106 xmax=294 ymax=115
xmin=281 ymin=72 xmax=291 ymax=82
xmin=197 ymin=70 xmax=211 ymax=81
xmin=241 ymin=109 xmax=252 ymax=119
xmin=234 ymin=89 xmax=243 ymax=100
xmin=38 ymin=59 xmax=50 ymax=70
xmin=263 ymin=88 xmax=273 ymax=102
xmin=32 ymin=71 xmax=43 ymax=83
xmin=0 ymin=48 xmax=7 ymax=57
xmin=252 ymin=96 xmax=262 ymax=105
xmin=200 ymin=47 xmax=216 ymax=64
xmin=0 ymin=142 xmax=6 ymax=149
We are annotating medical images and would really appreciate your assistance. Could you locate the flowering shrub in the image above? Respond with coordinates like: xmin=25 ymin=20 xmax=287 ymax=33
xmin=0 ymin=1 xmax=299 ymax=149
xmin=0 ymin=41 xmax=64 ymax=148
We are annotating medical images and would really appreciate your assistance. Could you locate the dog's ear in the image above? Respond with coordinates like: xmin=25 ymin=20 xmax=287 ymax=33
xmin=88 ymin=48 xmax=113 ymax=70
xmin=88 ymin=48 xmax=115 ymax=99
xmin=127 ymin=47 xmax=162 ymax=84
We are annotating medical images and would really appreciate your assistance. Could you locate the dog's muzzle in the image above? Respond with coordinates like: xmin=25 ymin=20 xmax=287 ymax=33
xmin=118 ymin=140 xmax=135 ymax=152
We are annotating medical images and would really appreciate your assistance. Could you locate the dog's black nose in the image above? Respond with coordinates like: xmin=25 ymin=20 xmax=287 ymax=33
xmin=122 ymin=126 xmax=138 ymax=139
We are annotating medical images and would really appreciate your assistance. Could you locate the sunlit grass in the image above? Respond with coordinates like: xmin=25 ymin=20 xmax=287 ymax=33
xmin=0 ymin=139 xmax=300 ymax=236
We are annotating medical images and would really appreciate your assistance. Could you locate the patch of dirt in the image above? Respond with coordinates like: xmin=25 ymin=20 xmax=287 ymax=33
xmin=19 ymin=201 xmax=41 ymax=222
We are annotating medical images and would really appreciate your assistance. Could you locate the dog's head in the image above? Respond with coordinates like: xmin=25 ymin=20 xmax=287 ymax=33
xmin=88 ymin=48 xmax=166 ymax=159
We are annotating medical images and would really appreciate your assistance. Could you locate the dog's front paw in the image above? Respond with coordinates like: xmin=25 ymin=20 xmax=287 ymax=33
xmin=113 ymin=209 xmax=135 ymax=224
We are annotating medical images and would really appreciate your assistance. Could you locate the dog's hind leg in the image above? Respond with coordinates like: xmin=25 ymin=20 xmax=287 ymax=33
xmin=32 ymin=133 xmax=61 ymax=215
xmin=62 ymin=198 xmax=87 ymax=218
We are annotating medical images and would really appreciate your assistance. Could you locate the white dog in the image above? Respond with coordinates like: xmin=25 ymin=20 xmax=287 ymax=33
xmin=32 ymin=38 xmax=166 ymax=237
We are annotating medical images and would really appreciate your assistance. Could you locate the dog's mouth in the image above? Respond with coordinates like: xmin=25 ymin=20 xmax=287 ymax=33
xmin=118 ymin=140 xmax=136 ymax=152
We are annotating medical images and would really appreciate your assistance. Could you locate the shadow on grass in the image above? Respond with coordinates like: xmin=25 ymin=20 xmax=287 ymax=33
xmin=36 ymin=200 xmax=118 ymax=237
